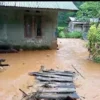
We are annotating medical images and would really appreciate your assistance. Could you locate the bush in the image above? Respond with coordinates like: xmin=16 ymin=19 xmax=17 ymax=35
xmin=58 ymin=29 xmax=82 ymax=38
xmin=58 ymin=31 xmax=67 ymax=38
xmin=57 ymin=27 xmax=65 ymax=35
xmin=87 ymin=24 xmax=100 ymax=63
xmin=66 ymin=31 xmax=82 ymax=38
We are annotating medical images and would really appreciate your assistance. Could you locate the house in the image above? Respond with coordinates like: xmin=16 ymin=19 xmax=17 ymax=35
xmin=68 ymin=17 xmax=99 ymax=33
xmin=0 ymin=2 xmax=78 ymax=51
xmin=68 ymin=17 xmax=90 ymax=33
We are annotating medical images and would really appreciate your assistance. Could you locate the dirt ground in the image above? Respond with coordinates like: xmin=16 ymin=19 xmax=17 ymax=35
xmin=0 ymin=38 xmax=100 ymax=100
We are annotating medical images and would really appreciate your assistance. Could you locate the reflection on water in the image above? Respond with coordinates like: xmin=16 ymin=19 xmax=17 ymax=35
xmin=0 ymin=38 xmax=100 ymax=100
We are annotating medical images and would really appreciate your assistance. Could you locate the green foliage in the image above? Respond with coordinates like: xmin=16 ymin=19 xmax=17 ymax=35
xmin=58 ymin=31 xmax=67 ymax=38
xmin=87 ymin=24 xmax=100 ymax=63
xmin=76 ymin=2 xmax=100 ymax=22
xmin=58 ymin=27 xmax=65 ymax=30
xmin=66 ymin=31 xmax=82 ymax=38
xmin=93 ymin=56 xmax=100 ymax=63
xmin=58 ymin=1 xmax=84 ymax=27
xmin=58 ymin=28 xmax=82 ymax=38
xmin=57 ymin=27 xmax=65 ymax=34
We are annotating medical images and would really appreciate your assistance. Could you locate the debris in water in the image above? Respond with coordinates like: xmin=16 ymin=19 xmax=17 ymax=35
xmin=21 ymin=68 xmax=80 ymax=100
xmin=0 ymin=59 xmax=9 ymax=68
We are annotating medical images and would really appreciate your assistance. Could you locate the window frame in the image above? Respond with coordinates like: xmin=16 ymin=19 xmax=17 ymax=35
xmin=24 ymin=14 xmax=33 ymax=38
xmin=35 ymin=15 xmax=42 ymax=38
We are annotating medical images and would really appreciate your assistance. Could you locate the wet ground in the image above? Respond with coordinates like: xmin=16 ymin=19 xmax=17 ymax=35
xmin=0 ymin=38 xmax=100 ymax=100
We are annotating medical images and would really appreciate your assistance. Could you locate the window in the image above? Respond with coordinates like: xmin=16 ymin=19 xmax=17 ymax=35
xmin=36 ymin=16 xmax=42 ymax=37
xmin=24 ymin=14 xmax=32 ymax=38
xmin=24 ymin=14 xmax=42 ymax=38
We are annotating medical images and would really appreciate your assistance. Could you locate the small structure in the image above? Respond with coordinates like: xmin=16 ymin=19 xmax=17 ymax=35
xmin=68 ymin=17 xmax=100 ymax=33
xmin=68 ymin=17 xmax=90 ymax=33
xmin=0 ymin=2 xmax=78 ymax=50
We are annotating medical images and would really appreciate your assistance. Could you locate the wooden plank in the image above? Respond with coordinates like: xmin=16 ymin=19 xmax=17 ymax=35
xmin=37 ymin=81 xmax=74 ymax=86
xmin=43 ymin=70 xmax=75 ymax=76
xmin=29 ymin=72 xmax=73 ymax=78
xmin=43 ymin=70 xmax=74 ymax=74
xmin=37 ymin=92 xmax=79 ymax=99
xmin=29 ymin=72 xmax=74 ymax=77
xmin=38 ymin=87 xmax=76 ymax=93
xmin=50 ymin=72 xmax=74 ymax=77
xmin=36 ymin=82 xmax=75 ymax=88
xmin=36 ymin=76 xmax=73 ymax=82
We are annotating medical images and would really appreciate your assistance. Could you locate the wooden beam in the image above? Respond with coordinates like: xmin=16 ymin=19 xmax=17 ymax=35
xmin=36 ymin=92 xmax=79 ymax=99
xmin=29 ymin=72 xmax=73 ymax=78
xmin=29 ymin=71 xmax=74 ymax=77
xmin=38 ymin=87 xmax=76 ymax=93
xmin=43 ymin=70 xmax=74 ymax=74
xmin=36 ymin=82 xmax=75 ymax=88
xmin=36 ymin=76 xmax=73 ymax=82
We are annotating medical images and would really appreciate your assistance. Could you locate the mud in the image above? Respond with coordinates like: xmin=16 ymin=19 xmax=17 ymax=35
xmin=0 ymin=38 xmax=100 ymax=100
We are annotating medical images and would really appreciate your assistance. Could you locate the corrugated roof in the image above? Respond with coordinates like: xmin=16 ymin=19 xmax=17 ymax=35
xmin=69 ymin=17 xmax=76 ymax=21
xmin=90 ymin=18 xmax=99 ymax=22
xmin=0 ymin=1 xmax=78 ymax=11
xmin=69 ymin=17 xmax=99 ymax=22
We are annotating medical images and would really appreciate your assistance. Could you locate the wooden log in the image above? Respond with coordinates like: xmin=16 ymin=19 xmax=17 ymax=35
xmin=36 ymin=76 xmax=73 ymax=82
xmin=36 ymin=92 xmax=79 ymax=99
xmin=38 ymin=87 xmax=76 ymax=93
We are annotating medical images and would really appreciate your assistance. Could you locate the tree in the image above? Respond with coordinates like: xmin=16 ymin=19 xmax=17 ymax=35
xmin=87 ymin=24 xmax=100 ymax=63
xmin=57 ymin=1 xmax=84 ymax=27
xmin=77 ymin=2 xmax=100 ymax=63
xmin=76 ymin=2 xmax=100 ymax=23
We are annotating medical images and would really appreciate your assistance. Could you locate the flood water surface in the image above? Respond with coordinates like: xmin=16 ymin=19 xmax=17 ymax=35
xmin=0 ymin=38 xmax=100 ymax=100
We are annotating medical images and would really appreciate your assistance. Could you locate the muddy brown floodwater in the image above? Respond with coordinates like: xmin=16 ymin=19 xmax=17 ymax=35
xmin=0 ymin=38 xmax=100 ymax=100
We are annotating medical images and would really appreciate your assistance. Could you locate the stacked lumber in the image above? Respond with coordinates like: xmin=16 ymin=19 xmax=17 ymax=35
xmin=21 ymin=69 xmax=80 ymax=100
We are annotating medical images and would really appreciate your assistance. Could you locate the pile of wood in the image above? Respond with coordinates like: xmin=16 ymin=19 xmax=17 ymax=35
xmin=21 ymin=68 xmax=80 ymax=100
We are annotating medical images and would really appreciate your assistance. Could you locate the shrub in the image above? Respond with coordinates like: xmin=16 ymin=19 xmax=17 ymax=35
xmin=58 ymin=31 xmax=67 ymax=38
xmin=58 ymin=30 xmax=82 ymax=38
xmin=57 ymin=27 xmax=65 ymax=35
xmin=66 ymin=31 xmax=82 ymax=38
xmin=87 ymin=24 xmax=100 ymax=63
